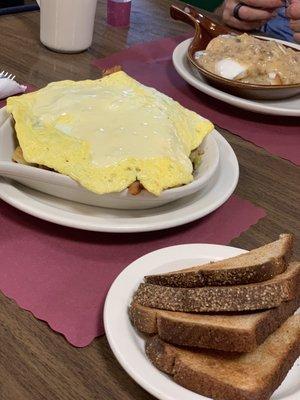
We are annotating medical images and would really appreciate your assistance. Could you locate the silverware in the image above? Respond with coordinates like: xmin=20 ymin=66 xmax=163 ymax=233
xmin=0 ymin=71 xmax=16 ymax=80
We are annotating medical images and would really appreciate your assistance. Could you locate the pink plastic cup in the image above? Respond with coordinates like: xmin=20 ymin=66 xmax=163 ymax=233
xmin=107 ymin=0 xmax=131 ymax=27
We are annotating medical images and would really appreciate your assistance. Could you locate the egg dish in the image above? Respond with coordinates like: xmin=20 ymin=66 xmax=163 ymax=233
xmin=7 ymin=70 xmax=213 ymax=196
xmin=196 ymin=34 xmax=300 ymax=85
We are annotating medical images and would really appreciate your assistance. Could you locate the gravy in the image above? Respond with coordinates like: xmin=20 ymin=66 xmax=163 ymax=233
xmin=197 ymin=34 xmax=300 ymax=85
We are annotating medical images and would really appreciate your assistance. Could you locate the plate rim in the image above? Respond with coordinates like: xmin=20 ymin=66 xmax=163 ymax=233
xmin=172 ymin=38 xmax=300 ymax=117
xmin=0 ymin=130 xmax=239 ymax=233
xmin=103 ymin=243 xmax=300 ymax=400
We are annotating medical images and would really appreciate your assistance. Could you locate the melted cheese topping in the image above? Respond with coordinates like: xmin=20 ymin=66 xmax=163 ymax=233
xmin=7 ymin=71 xmax=214 ymax=195
xmin=40 ymin=85 xmax=191 ymax=171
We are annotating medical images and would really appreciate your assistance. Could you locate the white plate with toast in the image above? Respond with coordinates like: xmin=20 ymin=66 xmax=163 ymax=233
xmin=0 ymin=130 xmax=238 ymax=232
xmin=104 ymin=244 xmax=300 ymax=400
xmin=172 ymin=38 xmax=300 ymax=117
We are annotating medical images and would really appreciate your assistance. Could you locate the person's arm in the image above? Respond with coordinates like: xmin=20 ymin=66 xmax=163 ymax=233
xmin=287 ymin=0 xmax=300 ymax=42
xmin=214 ymin=0 xmax=282 ymax=30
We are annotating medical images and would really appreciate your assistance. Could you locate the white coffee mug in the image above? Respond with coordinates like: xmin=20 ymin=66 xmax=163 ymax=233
xmin=36 ymin=0 xmax=98 ymax=53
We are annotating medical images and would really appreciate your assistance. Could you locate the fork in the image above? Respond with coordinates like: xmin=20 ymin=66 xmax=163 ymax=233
xmin=0 ymin=70 xmax=16 ymax=80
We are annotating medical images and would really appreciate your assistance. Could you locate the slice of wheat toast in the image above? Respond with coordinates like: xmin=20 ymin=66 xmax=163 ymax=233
xmin=129 ymin=297 xmax=300 ymax=352
xmin=145 ymin=315 xmax=300 ymax=400
xmin=145 ymin=234 xmax=294 ymax=287
xmin=134 ymin=261 xmax=300 ymax=313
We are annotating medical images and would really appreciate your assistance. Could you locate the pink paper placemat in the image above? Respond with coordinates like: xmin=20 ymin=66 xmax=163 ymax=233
xmin=0 ymin=196 xmax=265 ymax=347
xmin=93 ymin=36 xmax=300 ymax=165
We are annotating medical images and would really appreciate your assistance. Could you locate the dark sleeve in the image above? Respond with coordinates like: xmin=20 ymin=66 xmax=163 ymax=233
xmin=183 ymin=0 xmax=223 ymax=12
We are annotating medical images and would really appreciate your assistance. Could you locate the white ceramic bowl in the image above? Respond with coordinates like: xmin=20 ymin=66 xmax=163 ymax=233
xmin=0 ymin=107 xmax=219 ymax=210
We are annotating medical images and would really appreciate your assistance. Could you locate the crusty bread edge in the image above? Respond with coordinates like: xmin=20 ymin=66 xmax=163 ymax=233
xmin=145 ymin=234 xmax=294 ymax=287
xmin=145 ymin=330 xmax=300 ymax=400
xmin=130 ymin=297 xmax=300 ymax=352
xmin=145 ymin=335 xmax=256 ymax=400
xmin=134 ymin=261 xmax=300 ymax=313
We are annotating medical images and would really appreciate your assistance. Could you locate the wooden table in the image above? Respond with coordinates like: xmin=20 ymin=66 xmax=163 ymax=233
xmin=0 ymin=1 xmax=299 ymax=399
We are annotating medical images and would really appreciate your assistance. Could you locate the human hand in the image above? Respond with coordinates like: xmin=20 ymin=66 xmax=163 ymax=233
xmin=216 ymin=0 xmax=282 ymax=30
xmin=286 ymin=0 xmax=300 ymax=42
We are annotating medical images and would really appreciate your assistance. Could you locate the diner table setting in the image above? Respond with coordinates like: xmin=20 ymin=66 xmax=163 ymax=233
xmin=0 ymin=0 xmax=299 ymax=399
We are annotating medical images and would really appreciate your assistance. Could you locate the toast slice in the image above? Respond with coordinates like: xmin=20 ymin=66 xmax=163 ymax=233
xmin=133 ymin=261 xmax=300 ymax=313
xmin=145 ymin=315 xmax=300 ymax=400
xmin=145 ymin=234 xmax=294 ymax=287
xmin=130 ymin=297 xmax=300 ymax=352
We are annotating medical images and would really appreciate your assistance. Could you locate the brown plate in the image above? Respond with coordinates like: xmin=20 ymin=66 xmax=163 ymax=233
xmin=170 ymin=5 xmax=300 ymax=100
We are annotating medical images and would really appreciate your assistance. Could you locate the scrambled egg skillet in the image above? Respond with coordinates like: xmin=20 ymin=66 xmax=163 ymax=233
xmin=7 ymin=71 xmax=213 ymax=196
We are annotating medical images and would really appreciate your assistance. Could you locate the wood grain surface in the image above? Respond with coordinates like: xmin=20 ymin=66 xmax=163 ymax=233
xmin=0 ymin=1 xmax=299 ymax=399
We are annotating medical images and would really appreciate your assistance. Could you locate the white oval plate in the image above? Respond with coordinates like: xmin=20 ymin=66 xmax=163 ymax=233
xmin=0 ymin=130 xmax=238 ymax=232
xmin=104 ymin=243 xmax=300 ymax=400
xmin=0 ymin=107 xmax=219 ymax=210
xmin=172 ymin=38 xmax=300 ymax=117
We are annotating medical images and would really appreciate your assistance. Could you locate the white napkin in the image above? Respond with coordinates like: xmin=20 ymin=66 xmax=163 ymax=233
xmin=0 ymin=78 xmax=27 ymax=100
